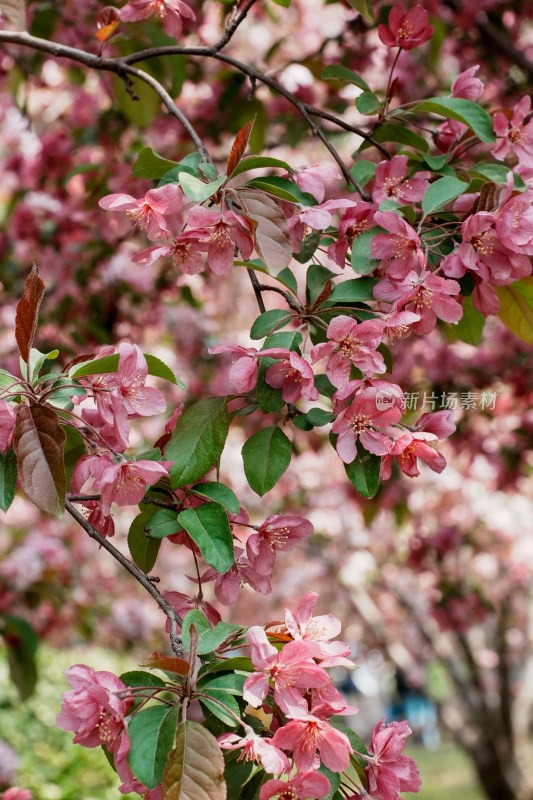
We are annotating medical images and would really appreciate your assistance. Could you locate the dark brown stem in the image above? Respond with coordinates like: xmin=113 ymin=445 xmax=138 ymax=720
xmin=255 ymin=284 xmax=301 ymax=313
xmin=65 ymin=499 xmax=184 ymax=656
xmin=247 ymin=268 xmax=266 ymax=313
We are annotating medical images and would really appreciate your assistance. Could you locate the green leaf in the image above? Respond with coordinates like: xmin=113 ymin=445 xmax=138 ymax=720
xmin=318 ymin=765 xmax=341 ymax=800
xmin=346 ymin=0 xmax=373 ymax=21
xmin=355 ymin=91 xmax=381 ymax=115
xmin=234 ymin=259 xmax=297 ymax=293
xmin=497 ymin=277 xmax=533 ymax=344
xmin=166 ymin=397 xmax=229 ymax=489
xmin=242 ymin=426 xmax=291 ymax=496
xmin=421 ymin=176 xmax=467 ymax=215
xmin=112 ymin=71 xmax=160 ymax=128
xmin=415 ymin=97 xmax=496 ymax=143
xmin=271 ymin=0 xmax=291 ymax=6
xmin=1 ymin=614 xmax=38 ymax=701
xmin=146 ymin=508 xmax=181 ymax=539
xmin=370 ymin=122 xmax=429 ymax=153
xmin=162 ymin=721 xmax=226 ymax=800
xmin=453 ymin=296 xmax=485 ymax=345
xmin=179 ymin=173 xmax=226 ymax=202
xmin=306 ymin=408 xmax=335 ymax=427
xmin=344 ymin=441 xmax=381 ymax=499
xmin=132 ymin=147 xmax=180 ymax=180
xmin=197 ymin=656 xmax=253 ymax=678
xmin=24 ymin=347 xmax=59 ymax=384
xmin=145 ymin=354 xmax=185 ymax=389
xmin=199 ymin=691 xmax=240 ymax=727
xmin=0 ymin=446 xmax=17 ymax=512
xmin=128 ymin=504 xmax=162 ymax=572
xmin=182 ymin=613 xmax=242 ymax=655
xmin=178 ymin=502 xmax=234 ymax=573
xmin=70 ymin=352 xmax=183 ymax=387
xmin=223 ymin=756 xmax=255 ymax=798
xmin=128 ymin=704 xmax=179 ymax=789
xmin=349 ymin=229 xmax=382 ymax=276
xmin=229 ymin=155 xmax=291 ymax=178
xmin=250 ymin=309 xmax=292 ymax=339
xmin=263 ymin=331 xmax=303 ymax=350
xmin=245 ymin=176 xmax=316 ymax=206
xmin=64 ymin=425 xmax=87 ymax=489
xmin=328 ymin=277 xmax=378 ymax=302
xmin=46 ymin=377 xmax=86 ymax=410
xmin=256 ymin=357 xmax=284 ymax=414
xmin=276 ymin=267 xmax=298 ymax=293
xmin=469 ymin=164 xmax=524 ymax=187
xmin=350 ymin=160 xmax=377 ymax=188
xmin=293 ymin=230 xmax=322 ymax=264
xmin=120 ymin=670 xmax=166 ymax=689
xmin=191 ymin=481 xmax=240 ymax=514
xmin=197 ymin=673 xmax=246 ymax=694
xmin=306 ymin=264 xmax=337 ymax=304
xmin=322 ymin=65 xmax=370 ymax=92
xmin=314 ymin=374 xmax=336 ymax=399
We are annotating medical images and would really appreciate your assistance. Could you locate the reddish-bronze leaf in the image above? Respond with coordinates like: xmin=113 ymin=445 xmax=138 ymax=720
xmin=0 ymin=0 xmax=27 ymax=30
xmin=15 ymin=262 xmax=45 ymax=364
xmin=14 ymin=404 xmax=66 ymax=517
xmin=226 ymin=117 xmax=255 ymax=177
xmin=238 ymin=189 xmax=293 ymax=276
xmin=142 ymin=652 xmax=190 ymax=675
xmin=162 ymin=721 xmax=226 ymax=800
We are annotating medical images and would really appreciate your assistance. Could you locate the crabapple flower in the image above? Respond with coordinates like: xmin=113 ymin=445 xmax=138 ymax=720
xmin=133 ymin=231 xmax=205 ymax=274
xmin=56 ymin=665 xmax=132 ymax=757
xmin=451 ymin=65 xmax=483 ymax=101
xmin=332 ymin=378 xmax=405 ymax=416
xmin=185 ymin=206 xmax=254 ymax=275
xmin=311 ymin=316 xmax=385 ymax=387
xmin=163 ymin=590 xmax=221 ymax=628
xmin=99 ymin=460 xmax=173 ymax=516
xmin=71 ymin=453 xmax=115 ymax=494
xmin=285 ymin=591 xmax=352 ymax=661
xmin=370 ymin=212 xmax=425 ymax=279
xmin=292 ymin=163 xmax=341 ymax=203
xmin=260 ymin=771 xmax=331 ymax=800
xmin=120 ymin=0 xmax=195 ymax=39
xmin=99 ymin=184 xmax=182 ymax=240
xmin=372 ymin=156 xmax=428 ymax=206
xmin=389 ymin=271 xmax=463 ymax=335
xmin=378 ymin=5 xmax=433 ymax=50
xmin=271 ymin=714 xmax=353 ymax=772
xmin=365 ymin=719 xmax=421 ymax=800
xmin=332 ymin=387 xmax=402 ymax=462
xmin=202 ymin=548 xmax=271 ymax=604
xmin=116 ymin=343 xmax=167 ymax=417
xmin=265 ymin=351 xmax=318 ymax=403
xmin=414 ymin=409 xmax=455 ymax=439
xmin=380 ymin=432 xmax=446 ymax=480
xmin=496 ymin=192 xmax=533 ymax=255
xmin=244 ymin=626 xmax=329 ymax=717
xmin=493 ymin=96 xmax=533 ymax=166
xmin=246 ymin=515 xmax=314 ymax=576
xmin=1 ymin=790 xmax=33 ymax=800
xmin=0 ymin=399 xmax=16 ymax=451
xmin=327 ymin=202 xmax=375 ymax=268
xmin=218 ymin=726 xmax=290 ymax=775
xmin=208 ymin=344 xmax=263 ymax=393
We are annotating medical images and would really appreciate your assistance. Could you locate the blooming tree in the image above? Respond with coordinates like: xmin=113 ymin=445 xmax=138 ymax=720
xmin=0 ymin=1 xmax=532 ymax=799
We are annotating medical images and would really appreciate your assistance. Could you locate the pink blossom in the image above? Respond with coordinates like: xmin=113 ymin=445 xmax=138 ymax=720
xmin=260 ymin=771 xmax=331 ymax=800
xmin=371 ymin=212 xmax=425 ymax=279
xmin=0 ymin=399 xmax=16 ymax=451
xmin=208 ymin=344 xmax=264 ymax=393
xmin=265 ymin=351 xmax=318 ymax=403
xmin=378 ymin=5 xmax=433 ymax=50
xmin=202 ymin=548 xmax=271 ymax=604
xmin=292 ymin=164 xmax=341 ymax=203
xmin=1 ymin=790 xmax=32 ymax=800
xmin=451 ymin=65 xmax=483 ymax=101
xmin=332 ymin=378 xmax=405 ymax=416
xmin=185 ymin=206 xmax=254 ymax=275
xmin=120 ymin=0 xmax=195 ymax=39
xmin=311 ymin=682 xmax=358 ymax=717
xmin=365 ymin=719 xmax=421 ymax=800
xmin=218 ymin=726 xmax=290 ymax=775
xmin=271 ymin=715 xmax=352 ymax=772
xmin=133 ymin=231 xmax=205 ymax=274
xmin=493 ymin=96 xmax=533 ymax=166
xmin=56 ymin=665 xmax=132 ymax=756
xmin=311 ymin=316 xmax=385 ymax=387
xmin=87 ymin=503 xmax=116 ymax=539
xmin=244 ymin=626 xmax=329 ymax=717
xmin=99 ymin=460 xmax=173 ymax=516
xmin=71 ymin=453 xmax=115 ymax=494
xmin=496 ymin=192 xmax=533 ymax=255
xmin=285 ymin=591 xmax=345 ymax=655
xmin=372 ymin=156 xmax=428 ymax=206
xmin=327 ymin=202 xmax=376 ymax=268
xmin=380 ymin=432 xmax=446 ymax=480
xmin=414 ymin=409 xmax=455 ymax=439
xmin=99 ymin=184 xmax=182 ymax=240
xmin=163 ymin=590 xmax=221 ymax=627
xmin=295 ymin=198 xmax=356 ymax=231
xmin=246 ymin=515 xmax=314 ymax=576
xmin=332 ymin=387 xmax=402 ymax=462
xmin=388 ymin=271 xmax=463 ymax=335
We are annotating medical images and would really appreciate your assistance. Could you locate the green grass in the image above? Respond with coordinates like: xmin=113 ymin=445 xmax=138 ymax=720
xmin=406 ymin=742 xmax=485 ymax=800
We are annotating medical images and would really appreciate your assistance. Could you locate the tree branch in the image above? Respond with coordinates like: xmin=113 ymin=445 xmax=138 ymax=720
xmin=65 ymin=499 xmax=184 ymax=656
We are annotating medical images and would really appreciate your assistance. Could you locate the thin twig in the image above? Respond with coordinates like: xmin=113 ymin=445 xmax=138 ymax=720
xmin=65 ymin=499 xmax=184 ymax=656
